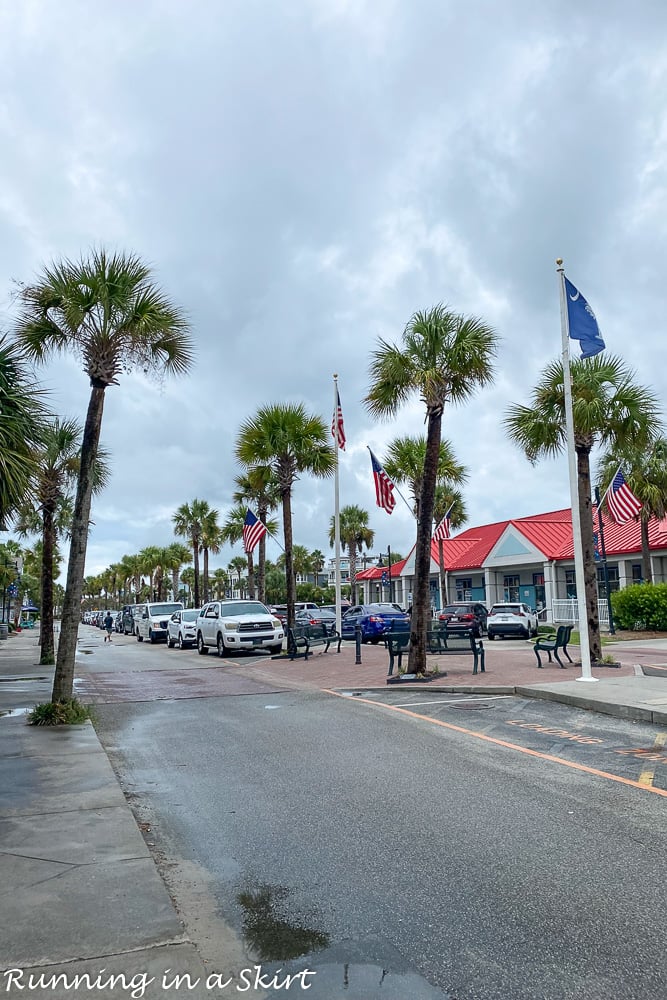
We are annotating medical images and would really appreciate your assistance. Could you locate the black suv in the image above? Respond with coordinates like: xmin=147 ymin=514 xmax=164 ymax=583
xmin=437 ymin=601 xmax=488 ymax=636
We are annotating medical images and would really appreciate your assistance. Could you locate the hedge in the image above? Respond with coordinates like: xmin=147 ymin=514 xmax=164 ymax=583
xmin=610 ymin=582 xmax=667 ymax=631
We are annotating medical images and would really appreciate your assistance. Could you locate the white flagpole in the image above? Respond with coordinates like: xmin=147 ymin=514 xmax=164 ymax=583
xmin=333 ymin=374 xmax=343 ymax=637
xmin=557 ymin=259 xmax=597 ymax=683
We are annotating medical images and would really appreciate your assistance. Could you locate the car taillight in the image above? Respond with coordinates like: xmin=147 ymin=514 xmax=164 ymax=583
xmin=309 ymin=618 xmax=318 ymax=624
xmin=368 ymin=616 xmax=382 ymax=623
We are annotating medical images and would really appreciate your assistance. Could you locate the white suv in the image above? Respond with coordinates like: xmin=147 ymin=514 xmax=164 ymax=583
xmin=136 ymin=601 xmax=184 ymax=643
xmin=196 ymin=600 xmax=284 ymax=657
xmin=487 ymin=602 xmax=538 ymax=640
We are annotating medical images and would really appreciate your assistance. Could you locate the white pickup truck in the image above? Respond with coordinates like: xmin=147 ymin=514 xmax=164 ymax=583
xmin=196 ymin=599 xmax=284 ymax=657
xmin=136 ymin=601 xmax=184 ymax=644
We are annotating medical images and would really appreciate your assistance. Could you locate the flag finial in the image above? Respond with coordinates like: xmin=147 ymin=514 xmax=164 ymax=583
xmin=556 ymin=258 xmax=563 ymax=266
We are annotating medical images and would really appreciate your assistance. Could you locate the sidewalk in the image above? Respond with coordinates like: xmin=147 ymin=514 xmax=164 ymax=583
xmin=1 ymin=626 xmax=665 ymax=995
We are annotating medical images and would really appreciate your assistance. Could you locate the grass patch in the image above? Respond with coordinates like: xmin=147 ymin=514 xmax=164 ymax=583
xmin=27 ymin=699 xmax=94 ymax=726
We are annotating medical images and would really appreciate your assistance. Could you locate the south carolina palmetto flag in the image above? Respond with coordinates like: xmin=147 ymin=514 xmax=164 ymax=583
xmin=242 ymin=509 xmax=267 ymax=553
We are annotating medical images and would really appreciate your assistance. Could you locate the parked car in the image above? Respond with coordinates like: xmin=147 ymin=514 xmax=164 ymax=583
xmin=270 ymin=602 xmax=320 ymax=626
xmin=294 ymin=607 xmax=338 ymax=634
xmin=487 ymin=602 xmax=538 ymax=639
xmin=136 ymin=601 xmax=184 ymax=643
xmin=197 ymin=600 xmax=284 ymax=657
xmin=166 ymin=608 xmax=201 ymax=649
xmin=122 ymin=605 xmax=141 ymax=635
xmin=437 ymin=602 xmax=488 ymax=636
xmin=319 ymin=602 xmax=352 ymax=616
xmin=114 ymin=611 xmax=123 ymax=633
xmin=341 ymin=603 xmax=410 ymax=644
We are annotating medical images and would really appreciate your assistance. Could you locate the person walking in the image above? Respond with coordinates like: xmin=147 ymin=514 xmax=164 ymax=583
xmin=103 ymin=611 xmax=114 ymax=642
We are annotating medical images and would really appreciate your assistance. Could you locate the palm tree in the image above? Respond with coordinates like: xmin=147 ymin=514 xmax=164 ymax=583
xmin=310 ymin=549 xmax=326 ymax=587
xmin=180 ymin=566 xmax=195 ymax=604
xmin=384 ymin=435 xmax=467 ymax=520
xmin=232 ymin=467 xmax=281 ymax=604
xmin=15 ymin=249 xmax=192 ymax=702
xmin=200 ymin=507 xmax=222 ymax=603
xmin=163 ymin=542 xmax=192 ymax=603
xmin=221 ymin=502 xmax=278 ymax=600
xmin=597 ymin=439 xmax=667 ymax=584
xmin=228 ymin=556 xmax=247 ymax=597
xmin=365 ymin=305 xmax=497 ymax=672
xmin=138 ymin=546 xmax=162 ymax=601
xmin=173 ymin=499 xmax=210 ymax=609
xmin=432 ymin=486 xmax=467 ymax=606
xmin=505 ymin=354 xmax=659 ymax=661
xmin=328 ymin=505 xmax=374 ymax=604
xmin=119 ymin=553 xmax=143 ymax=603
xmin=211 ymin=567 xmax=229 ymax=600
xmin=236 ymin=403 xmax=336 ymax=627
xmin=15 ymin=418 xmax=110 ymax=664
xmin=0 ymin=336 xmax=48 ymax=529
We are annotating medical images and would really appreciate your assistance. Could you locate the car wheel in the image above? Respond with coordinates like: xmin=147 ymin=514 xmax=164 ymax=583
xmin=166 ymin=635 xmax=174 ymax=648
xmin=488 ymin=632 xmax=496 ymax=640
xmin=522 ymin=627 xmax=530 ymax=639
xmin=178 ymin=633 xmax=185 ymax=650
xmin=197 ymin=633 xmax=208 ymax=655
xmin=216 ymin=633 xmax=227 ymax=658
xmin=136 ymin=631 xmax=143 ymax=642
xmin=370 ymin=637 xmax=380 ymax=645
xmin=149 ymin=629 xmax=156 ymax=644
xmin=269 ymin=643 xmax=282 ymax=655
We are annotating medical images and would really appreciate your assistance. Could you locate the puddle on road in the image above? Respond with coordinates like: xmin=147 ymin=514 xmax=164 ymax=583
xmin=0 ymin=706 xmax=32 ymax=718
xmin=236 ymin=885 xmax=449 ymax=997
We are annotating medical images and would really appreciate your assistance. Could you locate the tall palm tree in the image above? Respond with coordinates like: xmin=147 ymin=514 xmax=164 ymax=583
xmin=0 ymin=336 xmax=48 ymax=529
xmin=173 ymin=499 xmax=210 ymax=609
xmin=365 ymin=304 xmax=497 ymax=672
xmin=15 ymin=249 xmax=192 ymax=701
xmin=138 ymin=546 xmax=162 ymax=601
xmin=211 ymin=567 xmax=229 ymax=600
xmin=232 ymin=467 xmax=281 ymax=604
xmin=163 ymin=542 xmax=192 ymax=603
xmin=597 ymin=439 xmax=667 ymax=584
xmin=236 ymin=403 xmax=336 ymax=627
xmin=384 ymin=435 xmax=467 ymax=520
xmin=310 ymin=549 xmax=326 ymax=587
xmin=505 ymin=354 xmax=659 ymax=661
xmin=15 ymin=419 xmax=110 ymax=664
xmin=180 ymin=566 xmax=195 ymax=604
xmin=328 ymin=505 xmax=374 ymax=604
xmin=228 ymin=556 xmax=247 ymax=597
xmin=119 ymin=553 xmax=143 ymax=603
xmin=221 ymin=502 xmax=278 ymax=600
xmin=200 ymin=507 xmax=222 ymax=603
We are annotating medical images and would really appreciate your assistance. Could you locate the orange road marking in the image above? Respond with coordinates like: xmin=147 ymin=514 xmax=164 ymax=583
xmin=323 ymin=690 xmax=667 ymax=799
xmin=638 ymin=732 xmax=667 ymax=788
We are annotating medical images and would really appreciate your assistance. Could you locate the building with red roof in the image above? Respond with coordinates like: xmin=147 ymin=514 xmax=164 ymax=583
xmin=359 ymin=507 xmax=665 ymax=621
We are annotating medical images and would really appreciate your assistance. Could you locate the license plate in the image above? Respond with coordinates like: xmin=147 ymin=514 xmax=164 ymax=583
xmin=252 ymin=637 xmax=262 ymax=645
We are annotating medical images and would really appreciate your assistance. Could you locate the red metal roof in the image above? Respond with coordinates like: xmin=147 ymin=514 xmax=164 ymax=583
xmin=356 ymin=557 xmax=407 ymax=580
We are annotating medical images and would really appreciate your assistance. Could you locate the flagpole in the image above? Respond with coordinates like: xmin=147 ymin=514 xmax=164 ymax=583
xmin=557 ymin=258 xmax=597 ymax=682
xmin=333 ymin=374 xmax=343 ymax=636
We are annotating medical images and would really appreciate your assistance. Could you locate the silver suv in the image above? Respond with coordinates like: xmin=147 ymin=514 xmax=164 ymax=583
xmin=196 ymin=600 xmax=283 ymax=657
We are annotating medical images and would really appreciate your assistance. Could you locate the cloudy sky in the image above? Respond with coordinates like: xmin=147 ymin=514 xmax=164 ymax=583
xmin=1 ymin=0 xmax=666 ymax=579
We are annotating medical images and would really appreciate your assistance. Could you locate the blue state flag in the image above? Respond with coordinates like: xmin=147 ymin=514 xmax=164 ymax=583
xmin=565 ymin=277 xmax=605 ymax=359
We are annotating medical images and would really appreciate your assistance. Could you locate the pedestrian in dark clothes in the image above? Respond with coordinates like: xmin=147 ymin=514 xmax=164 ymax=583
xmin=103 ymin=611 xmax=114 ymax=642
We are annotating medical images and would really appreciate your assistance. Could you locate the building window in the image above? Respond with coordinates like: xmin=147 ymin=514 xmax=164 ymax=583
xmin=503 ymin=575 xmax=520 ymax=602
xmin=632 ymin=564 xmax=643 ymax=584
xmin=597 ymin=565 xmax=620 ymax=599
xmin=455 ymin=578 xmax=472 ymax=601
xmin=565 ymin=569 xmax=576 ymax=599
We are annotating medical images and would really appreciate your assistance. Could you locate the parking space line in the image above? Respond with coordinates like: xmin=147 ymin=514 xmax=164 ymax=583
xmin=323 ymin=689 xmax=667 ymax=799
xmin=390 ymin=695 xmax=513 ymax=708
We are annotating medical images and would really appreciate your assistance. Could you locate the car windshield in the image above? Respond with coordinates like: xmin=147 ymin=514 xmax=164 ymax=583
xmin=220 ymin=601 xmax=270 ymax=617
xmin=149 ymin=604 xmax=182 ymax=616
xmin=182 ymin=610 xmax=199 ymax=621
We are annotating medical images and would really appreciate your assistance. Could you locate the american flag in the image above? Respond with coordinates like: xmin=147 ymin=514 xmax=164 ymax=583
xmin=369 ymin=449 xmax=396 ymax=514
xmin=242 ymin=509 xmax=267 ymax=553
xmin=332 ymin=388 xmax=346 ymax=450
xmin=433 ymin=505 xmax=453 ymax=541
xmin=606 ymin=469 xmax=642 ymax=525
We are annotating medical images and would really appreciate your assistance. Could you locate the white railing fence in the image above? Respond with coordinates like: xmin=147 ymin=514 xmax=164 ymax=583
xmin=551 ymin=598 xmax=610 ymax=629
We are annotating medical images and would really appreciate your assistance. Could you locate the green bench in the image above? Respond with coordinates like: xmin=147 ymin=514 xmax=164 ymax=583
xmin=286 ymin=623 xmax=342 ymax=661
xmin=533 ymin=624 xmax=574 ymax=668
xmin=385 ymin=627 xmax=485 ymax=676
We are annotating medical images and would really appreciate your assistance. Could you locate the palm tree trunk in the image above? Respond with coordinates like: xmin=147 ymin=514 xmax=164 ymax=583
xmin=40 ymin=503 xmax=56 ymax=665
xmin=577 ymin=446 xmax=602 ymax=662
xmin=349 ymin=543 xmax=358 ymax=604
xmin=193 ymin=536 xmax=200 ymax=608
xmin=172 ymin=568 xmax=180 ymax=603
xmin=53 ymin=385 xmax=106 ymax=701
xmin=203 ymin=547 xmax=209 ymax=603
xmin=246 ymin=552 xmax=255 ymax=598
xmin=282 ymin=489 xmax=296 ymax=627
xmin=410 ymin=409 xmax=442 ymax=673
xmin=641 ymin=518 xmax=652 ymax=583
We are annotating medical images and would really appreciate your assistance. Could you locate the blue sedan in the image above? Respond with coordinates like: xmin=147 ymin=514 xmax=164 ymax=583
xmin=341 ymin=603 xmax=410 ymax=644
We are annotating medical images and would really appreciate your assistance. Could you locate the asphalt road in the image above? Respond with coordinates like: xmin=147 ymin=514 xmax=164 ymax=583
xmin=88 ymin=632 xmax=667 ymax=1000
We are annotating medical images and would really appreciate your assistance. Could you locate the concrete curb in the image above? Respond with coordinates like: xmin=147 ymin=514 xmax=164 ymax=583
xmin=515 ymin=685 xmax=667 ymax=726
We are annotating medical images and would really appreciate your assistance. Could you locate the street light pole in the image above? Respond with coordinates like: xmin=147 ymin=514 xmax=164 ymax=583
xmin=387 ymin=545 xmax=394 ymax=604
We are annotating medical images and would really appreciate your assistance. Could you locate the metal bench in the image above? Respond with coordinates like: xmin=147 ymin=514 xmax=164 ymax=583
xmin=385 ymin=627 xmax=485 ymax=676
xmin=286 ymin=623 xmax=341 ymax=661
xmin=533 ymin=624 xmax=574 ymax=668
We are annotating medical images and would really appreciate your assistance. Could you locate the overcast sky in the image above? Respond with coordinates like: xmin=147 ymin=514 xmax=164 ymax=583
xmin=1 ymin=0 xmax=666 ymax=580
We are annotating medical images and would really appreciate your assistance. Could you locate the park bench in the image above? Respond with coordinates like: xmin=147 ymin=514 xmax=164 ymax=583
xmin=385 ymin=627 xmax=485 ymax=677
xmin=286 ymin=623 xmax=342 ymax=661
xmin=533 ymin=624 xmax=574 ymax=669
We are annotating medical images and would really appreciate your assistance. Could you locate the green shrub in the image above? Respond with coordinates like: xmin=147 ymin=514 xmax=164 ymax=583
xmin=610 ymin=583 xmax=667 ymax=631
xmin=27 ymin=699 xmax=93 ymax=726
